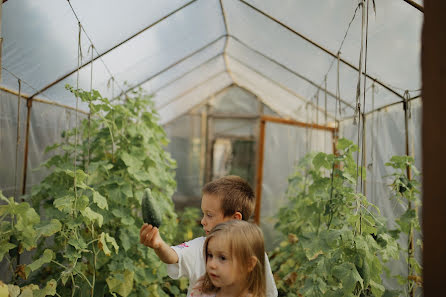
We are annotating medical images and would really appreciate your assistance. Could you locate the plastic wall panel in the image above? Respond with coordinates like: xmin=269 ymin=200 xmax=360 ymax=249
xmin=164 ymin=114 xmax=203 ymax=208
xmin=158 ymin=72 xmax=232 ymax=125
xmin=25 ymin=102 xmax=87 ymax=194
xmin=261 ymin=122 xmax=333 ymax=251
xmin=153 ymin=56 xmax=226 ymax=107
xmin=0 ymin=91 xmax=27 ymax=198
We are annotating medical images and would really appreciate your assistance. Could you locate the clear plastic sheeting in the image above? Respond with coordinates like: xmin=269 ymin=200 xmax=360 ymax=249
xmin=0 ymin=91 xmax=27 ymax=198
xmin=243 ymin=0 xmax=422 ymax=94
xmin=261 ymin=122 xmax=333 ymax=251
xmin=0 ymin=89 xmax=86 ymax=198
xmin=212 ymin=84 xmax=259 ymax=114
xmin=140 ymin=38 xmax=226 ymax=96
xmin=158 ymin=72 xmax=232 ymax=125
xmin=2 ymin=0 xmax=421 ymax=124
xmin=164 ymin=113 xmax=203 ymax=209
xmin=153 ymin=56 xmax=226 ymax=108
xmin=227 ymin=56 xmax=327 ymax=123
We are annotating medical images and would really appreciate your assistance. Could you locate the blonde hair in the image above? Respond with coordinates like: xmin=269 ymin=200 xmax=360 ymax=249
xmin=201 ymin=220 xmax=266 ymax=297
xmin=202 ymin=175 xmax=255 ymax=221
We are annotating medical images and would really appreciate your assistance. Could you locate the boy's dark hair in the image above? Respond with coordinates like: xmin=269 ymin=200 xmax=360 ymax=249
xmin=202 ymin=175 xmax=255 ymax=220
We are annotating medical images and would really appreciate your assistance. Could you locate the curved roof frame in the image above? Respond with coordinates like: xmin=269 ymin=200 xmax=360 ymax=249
xmin=1 ymin=0 xmax=423 ymax=124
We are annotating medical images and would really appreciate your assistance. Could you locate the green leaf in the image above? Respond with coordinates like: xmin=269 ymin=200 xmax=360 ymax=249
xmin=81 ymin=207 xmax=103 ymax=227
xmin=75 ymin=195 xmax=90 ymax=211
xmin=26 ymin=249 xmax=53 ymax=275
xmin=313 ymin=152 xmax=330 ymax=170
xmin=336 ymin=138 xmax=353 ymax=151
xmin=106 ymin=270 xmax=134 ymax=297
xmin=53 ymin=195 xmax=74 ymax=213
xmin=369 ymin=279 xmax=385 ymax=297
xmin=99 ymin=232 xmax=119 ymax=256
xmin=37 ymin=219 xmax=62 ymax=237
xmin=93 ymin=191 xmax=108 ymax=210
xmin=331 ymin=263 xmax=363 ymax=294
xmin=33 ymin=279 xmax=57 ymax=297
xmin=0 ymin=242 xmax=16 ymax=261
xmin=121 ymin=152 xmax=143 ymax=169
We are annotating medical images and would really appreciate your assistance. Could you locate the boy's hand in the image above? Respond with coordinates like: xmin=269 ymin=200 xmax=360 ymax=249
xmin=140 ymin=223 xmax=163 ymax=249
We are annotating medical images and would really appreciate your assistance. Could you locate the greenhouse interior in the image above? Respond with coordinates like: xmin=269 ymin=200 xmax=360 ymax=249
xmin=1 ymin=0 xmax=445 ymax=296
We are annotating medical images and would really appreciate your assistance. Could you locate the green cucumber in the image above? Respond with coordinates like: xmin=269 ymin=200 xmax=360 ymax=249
xmin=141 ymin=188 xmax=162 ymax=228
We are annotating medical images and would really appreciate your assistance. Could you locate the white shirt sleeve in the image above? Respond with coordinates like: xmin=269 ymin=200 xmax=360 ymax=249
xmin=264 ymin=253 xmax=278 ymax=297
xmin=167 ymin=237 xmax=206 ymax=295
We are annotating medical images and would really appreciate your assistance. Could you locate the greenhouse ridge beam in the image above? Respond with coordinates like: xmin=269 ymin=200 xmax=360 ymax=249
xmin=227 ymin=53 xmax=337 ymax=120
xmin=122 ymin=34 xmax=227 ymax=96
xmin=219 ymin=0 xmax=236 ymax=82
xmin=27 ymin=0 xmax=198 ymax=100
xmin=228 ymin=35 xmax=356 ymax=111
xmin=239 ymin=0 xmax=406 ymax=101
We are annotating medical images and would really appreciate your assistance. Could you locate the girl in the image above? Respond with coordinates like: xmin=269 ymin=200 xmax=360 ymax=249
xmin=190 ymin=220 xmax=266 ymax=297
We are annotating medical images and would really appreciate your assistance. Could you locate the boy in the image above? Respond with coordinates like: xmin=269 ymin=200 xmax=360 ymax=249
xmin=140 ymin=175 xmax=278 ymax=297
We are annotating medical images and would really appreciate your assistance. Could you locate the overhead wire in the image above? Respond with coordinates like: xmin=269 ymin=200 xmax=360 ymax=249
xmin=66 ymin=0 xmax=125 ymax=95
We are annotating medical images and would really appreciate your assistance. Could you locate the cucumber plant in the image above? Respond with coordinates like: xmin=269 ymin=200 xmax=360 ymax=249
xmin=270 ymin=138 xmax=400 ymax=297
xmin=385 ymin=156 xmax=422 ymax=295
xmin=25 ymin=86 xmax=178 ymax=297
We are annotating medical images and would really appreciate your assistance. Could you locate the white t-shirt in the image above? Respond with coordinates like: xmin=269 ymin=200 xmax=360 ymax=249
xmin=167 ymin=236 xmax=278 ymax=297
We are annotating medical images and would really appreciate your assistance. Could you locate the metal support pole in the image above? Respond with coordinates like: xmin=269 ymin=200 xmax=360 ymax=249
xmin=21 ymin=98 xmax=32 ymax=196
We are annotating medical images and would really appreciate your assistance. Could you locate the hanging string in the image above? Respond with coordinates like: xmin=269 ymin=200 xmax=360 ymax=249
xmin=359 ymin=0 xmax=370 ymax=195
xmin=327 ymin=52 xmax=342 ymax=229
xmin=370 ymin=82 xmax=376 ymax=201
xmin=316 ymin=88 xmax=320 ymax=127
xmin=305 ymin=102 xmax=310 ymax=154
xmin=107 ymin=77 xmax=115 ymax=162
xmin=86 ymin=44 xmax=94 ymax=173
xmin=74 ymin=21 xmax=82 ymax=200
xmin=13 ymin=79 xmax=22 ymax=199
xmin=355 ymin=0 xmax=366 ymax=193
xmin=336 ymin=53 xmax=342 ymax=120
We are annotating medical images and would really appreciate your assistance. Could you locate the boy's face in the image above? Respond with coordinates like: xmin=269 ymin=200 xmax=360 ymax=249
xmin=201 ymin=194 xmax=232 ymax=235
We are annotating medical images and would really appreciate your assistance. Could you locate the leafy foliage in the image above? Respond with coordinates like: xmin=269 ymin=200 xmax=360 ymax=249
xmin=385 ymin=156 xmax=422 ymax=294
xmin=1 ymin=86 xmax=180 ymax=297
xmin=270 ymin=139 xmax=400 ymax=297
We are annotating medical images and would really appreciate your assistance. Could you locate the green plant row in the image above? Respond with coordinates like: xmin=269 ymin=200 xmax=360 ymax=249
xmin=270 ymin=139 xmax=422 ymax=297
xmin=0 ymin=86 xmax=185 ymax=297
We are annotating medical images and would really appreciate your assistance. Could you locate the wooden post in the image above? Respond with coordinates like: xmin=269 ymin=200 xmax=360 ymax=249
xmin=21 ymin=98 xmax=32 ymax=196
xmin=403 ymin=96 xmax=415 ymax=297
xmin=0 ymin=0 xmax=3 ymax=82
xmin=422 ymin=0 xmax=446 ymax=295
xmin=200 ymin=104 xmax=208 ymax=187
xmin=254 ymin=118 xmax=266 ymax=225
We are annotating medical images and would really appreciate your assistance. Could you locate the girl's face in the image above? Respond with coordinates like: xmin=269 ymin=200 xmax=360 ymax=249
xmin=205 ymin=235 xmax=244 ymax=289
